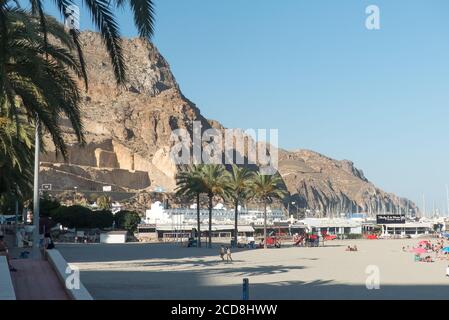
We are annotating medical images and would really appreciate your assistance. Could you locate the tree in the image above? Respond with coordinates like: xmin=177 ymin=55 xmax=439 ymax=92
xmin=52 ymin=205 xmax=92 ymax=228
xmin=200 ymin=164 xmax=230 ymax=248
xmin=250 ymin=172 xmax=287 ymax=249
xmin=0 ymin=0 xmax=156 ymax=168
xmin=226 ymin=165 xmax=254 ymax=247
xmin=52 ymin=205 xmax=113 ymax=229
xmin=175 ymin=165 xmax=206 ymax=247
xmin=0 ymin=112 xmax=33 ymax=200
xmin=96 ymin=195 xmax=112 ymax=210
xmin=6 ymin=0 xmax=155 ymax=86
xmin=115 ymin=210 xmax=141 ymax=233
xmin=28 ymin=197 xmax=61 ymax=217
xmin=89 ymin=210 xmax=113 ymax=229
xmin=0 ymin=193 xmax=16 ymax=215
xmin=0 ymin=7 xmax=87 ymax=157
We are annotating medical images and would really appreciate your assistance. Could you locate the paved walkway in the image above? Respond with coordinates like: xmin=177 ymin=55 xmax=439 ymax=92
xmin=10 ymin=259 xmax=70 ymax=300
xmin=2 ymin=225 xmax=70 ymax=300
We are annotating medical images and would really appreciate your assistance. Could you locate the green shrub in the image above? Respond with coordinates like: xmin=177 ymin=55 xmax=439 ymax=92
xmin=114 ymin=210 xmax=141 ymax=233
xmin=52 ymin=205 xmax=92 ymax=229
xmin=40 ymin=198 xmax=61 ymax=217
xmin=89 ymin=210 xmax=114 ymax=229
xmin=52 ymin=205 xmax=113 ymax=229
xmin=27 ymin=198 xmax=61 ymax=218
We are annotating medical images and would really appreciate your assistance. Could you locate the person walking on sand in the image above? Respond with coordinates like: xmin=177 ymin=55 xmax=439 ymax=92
xmin=219 ymin=245 xmax=225 ymax=261
xmin=226 ymin=247 xmax=233 ymax=262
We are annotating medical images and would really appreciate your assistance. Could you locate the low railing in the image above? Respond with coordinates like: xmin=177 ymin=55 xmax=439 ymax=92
xmin=46 ymin=249 xmax=93 ymax=300
xmin=0 ymin=256 xmax=16 ymax=300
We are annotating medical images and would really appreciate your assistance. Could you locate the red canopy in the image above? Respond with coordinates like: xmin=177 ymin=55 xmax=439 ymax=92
xmin=411 ymin=247 xmax=427 ymax=254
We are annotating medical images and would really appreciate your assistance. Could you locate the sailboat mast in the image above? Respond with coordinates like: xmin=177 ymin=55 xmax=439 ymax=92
xmin=422 ymin=194 xmax=426 ymax=218
xmin=446 ymin=185 xmax=449 ymax=217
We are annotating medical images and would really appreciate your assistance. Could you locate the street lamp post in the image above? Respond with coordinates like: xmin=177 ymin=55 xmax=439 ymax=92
xmin=74 ymin=186 xmax=78 ymax=204
xmin=32 ymin=115 xmax=40 ymax=258
xmin=291 ymin=202 xmax=296 ymax=218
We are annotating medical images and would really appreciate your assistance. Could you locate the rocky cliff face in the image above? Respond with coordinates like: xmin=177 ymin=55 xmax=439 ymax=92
xmin=278 ymin=149 xmax=416 ymax=215
xmin=40 ymin=31 xmax=417 ymax=215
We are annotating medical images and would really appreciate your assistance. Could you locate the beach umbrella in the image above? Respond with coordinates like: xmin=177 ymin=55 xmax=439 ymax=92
xmin=411 ymin=247 xmax=427 ymax=254
xmin=441 ymin=247 xmax=449 ymax=253
xmin=418 ymin=240 xmax=430 ymax=245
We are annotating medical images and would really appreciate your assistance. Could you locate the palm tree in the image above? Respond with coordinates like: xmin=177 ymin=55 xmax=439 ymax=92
xmin=0 ymin=8 xmax=87 ymax=157
xmin=0 ymin=112 xmax=33 ymax=199
xmin=200 ymin=164 xmax=230 ymax=248
xmin=175 ymin=165 xmax=205 ymax=248
xmin=4 ymin=0 xmax=155 ymax=86
xmin=96 ymin=194 xmax=112 ymax=210
xmin=251 ymin=172 xmax=287 ymax=249
xmin=226 ymin=165 xmax=254 ymax=247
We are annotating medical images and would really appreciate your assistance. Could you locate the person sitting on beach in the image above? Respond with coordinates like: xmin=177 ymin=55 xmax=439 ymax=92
xmin=353 ymin=245 xmax=358 ymax=252
xmin=345 ymin=246 xmax=351 ymax=252
xmin=446 ymin=265 xmax=449 ymax=277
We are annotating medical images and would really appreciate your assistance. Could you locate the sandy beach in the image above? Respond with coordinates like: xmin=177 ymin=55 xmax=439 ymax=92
xmin=57 ymin=238 xmax=449 ymax=300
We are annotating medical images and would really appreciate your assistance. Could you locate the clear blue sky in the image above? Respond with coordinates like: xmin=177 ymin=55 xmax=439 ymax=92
xmin=37 ymin=0 xmax=449 ymax=213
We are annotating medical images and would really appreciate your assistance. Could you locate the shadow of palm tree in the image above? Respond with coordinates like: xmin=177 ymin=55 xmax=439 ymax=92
xmin=209 ymin=264 xmax=307 ymax=277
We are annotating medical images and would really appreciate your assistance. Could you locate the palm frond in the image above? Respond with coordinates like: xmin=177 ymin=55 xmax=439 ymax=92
xmin=84 ymin=0 xmax=126 ymax=84
xmin=115 ymin=0 xmax=155 ymax=39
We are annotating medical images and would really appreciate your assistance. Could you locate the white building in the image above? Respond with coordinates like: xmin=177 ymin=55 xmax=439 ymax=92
xmin=301 ymin=218 xmax=363 ymax=235
xmin=144 ymin=201 xmax=288 ymax=226
xmin=380 ymin=222 xmax=433 ymax=236
xmin=100 ymin=231 xmax=127 ymax=243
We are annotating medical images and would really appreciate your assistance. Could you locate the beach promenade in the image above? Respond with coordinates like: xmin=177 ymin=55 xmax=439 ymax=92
xmin=57 ymin=238 xmax=449 ymax=300
xmin=10 ymin=259 xmax=70 ymax=300
xmin=3 ymin=231 xmax=69 ymax=300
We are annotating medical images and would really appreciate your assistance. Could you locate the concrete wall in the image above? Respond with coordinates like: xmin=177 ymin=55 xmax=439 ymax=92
xmin=100 ymin=233 xmax=127 ymax=244
xmin=0 ymin=256 xmax=16 ymax=300
xmin=46 ymin=249 xmax=93 ymax=300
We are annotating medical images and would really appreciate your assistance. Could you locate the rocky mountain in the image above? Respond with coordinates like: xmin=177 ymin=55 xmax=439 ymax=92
xmin=40 ymin=31 xmax=418 ymax=216
xmin=278 ymin=149 xmax=416 ymax=215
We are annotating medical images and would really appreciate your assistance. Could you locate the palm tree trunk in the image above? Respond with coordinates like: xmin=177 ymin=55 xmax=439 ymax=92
xmin=264 ymin=201 xmax=267 ymax=249
xmin=196 ymin=193 xmax=201 ymax=248
xmin=234 ymin=199 xmax=238 ymax=247
xmin=208 ymin=195 xmax=213 ymax=248
xmin=0 ymin=167 xmax=4 ymax=194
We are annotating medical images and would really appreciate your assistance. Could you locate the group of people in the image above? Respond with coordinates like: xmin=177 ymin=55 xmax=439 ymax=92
xmin=0 ymin=231 xmax=56 ymax=273
xmin=404 ymin=239 xmax=449 ymax=265
xmin=293 ymin=233 xmax=320 ymax=247
xmin=416 ymin=255 xmax=434 ymax=263
xmin=345 ymin=245 xmax=358 ymax=252
xmin=219 ymin=245 xmax=233 ymax=262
